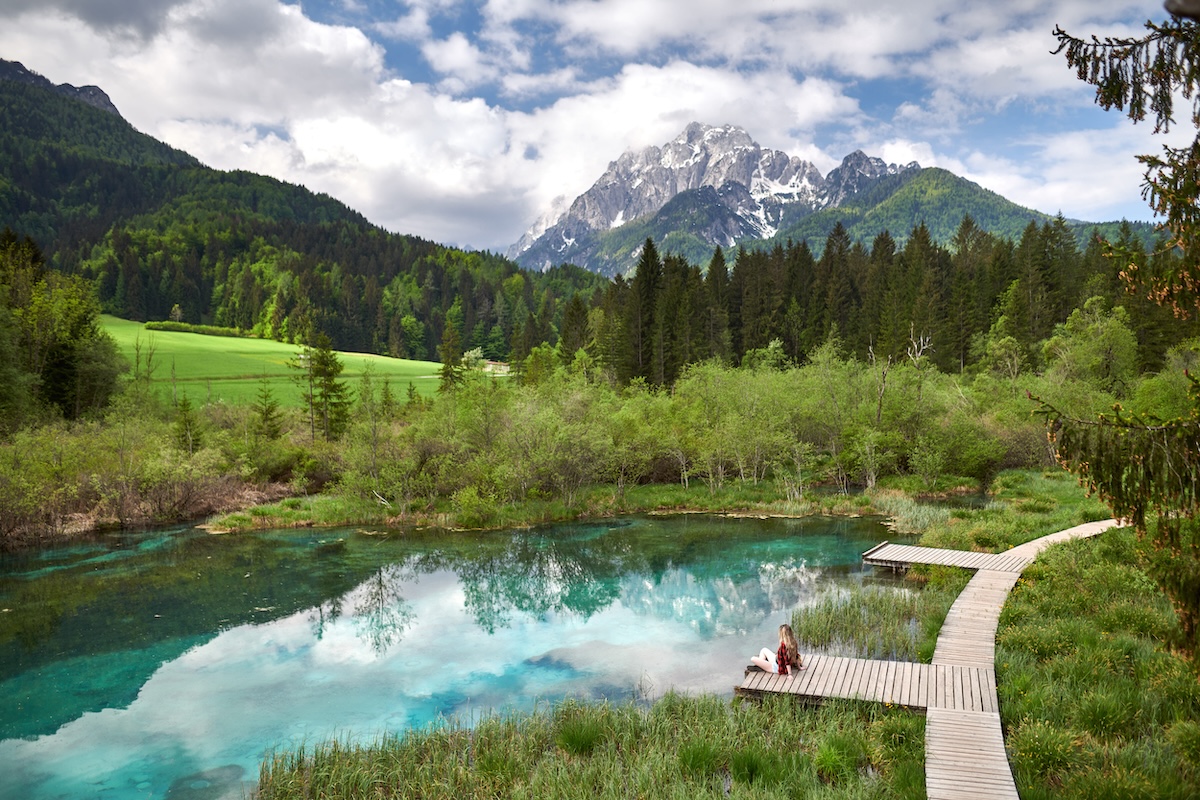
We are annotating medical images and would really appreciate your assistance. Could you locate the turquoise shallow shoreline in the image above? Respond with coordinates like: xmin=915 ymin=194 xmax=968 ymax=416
xmin=0 ymin=513 xmax=903 ymax=800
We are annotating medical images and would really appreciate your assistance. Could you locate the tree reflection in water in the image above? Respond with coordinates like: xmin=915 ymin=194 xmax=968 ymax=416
xmin=352 ymin=565 xmax=416 ymax=655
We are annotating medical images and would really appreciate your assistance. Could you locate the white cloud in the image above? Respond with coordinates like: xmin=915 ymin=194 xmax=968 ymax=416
xmin=946 ymin=122 xmax=1178 ymax=223
xmin=373 ymin=9 xmax=431 ymax=41
xmin=500 ymin=67 xmax=581 ymax=99
xmin=0 ymin=0 xmax=1176 ymax=251
xmin=421 ymin=31 xmax=496 ymax=88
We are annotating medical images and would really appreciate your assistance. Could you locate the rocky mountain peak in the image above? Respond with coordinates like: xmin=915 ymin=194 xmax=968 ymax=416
xmin=0 ymin=58 xmax=121 ymax=117
xmin=508 ymin=123 xmax=918 ymax=275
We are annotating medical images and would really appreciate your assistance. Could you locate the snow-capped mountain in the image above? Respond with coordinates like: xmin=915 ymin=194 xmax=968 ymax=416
xmin=508 ymin=122 xmax=917 ymax=275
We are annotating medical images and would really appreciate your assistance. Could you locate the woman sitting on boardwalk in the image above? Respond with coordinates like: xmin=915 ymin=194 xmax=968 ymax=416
xmin=751 ymin=623 xmax=802 ymax=675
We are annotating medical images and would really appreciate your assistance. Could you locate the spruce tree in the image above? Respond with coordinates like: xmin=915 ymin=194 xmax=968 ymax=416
xmin=310 ymin=332 xmax=351 ymax=440
xmin=252 ymin=378 xmax=283 ymax=441
xmin=437 ymin=323 xmax=465 ymax=393
xmin=626 ymin=238 xmax=662 ymax=381
xmin=1043 ymin=12 xmax=1200 ymax=656
xmin=704 ymin=246 xmax=732 ymax=361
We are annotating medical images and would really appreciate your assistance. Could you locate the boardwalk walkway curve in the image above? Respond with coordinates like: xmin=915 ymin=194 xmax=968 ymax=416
xmin=735 ymin=519 xmax=1119 ymax=800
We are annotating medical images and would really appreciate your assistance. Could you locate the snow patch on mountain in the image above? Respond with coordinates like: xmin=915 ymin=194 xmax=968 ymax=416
xmin=507 ymin=122 xmax=918 ymax=272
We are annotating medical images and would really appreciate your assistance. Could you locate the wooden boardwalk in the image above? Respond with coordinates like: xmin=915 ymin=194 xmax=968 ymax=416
xmin=862 ymin=541 xmax=1033 ymax=573
xmin=738 ymin=656 xmax=998 ymax=713
xmin=736 ymin=519 xmax=1120 ymax=800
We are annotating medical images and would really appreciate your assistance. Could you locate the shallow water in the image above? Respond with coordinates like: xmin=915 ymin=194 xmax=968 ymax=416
xmin=0 ymin=514 xmax=903 ymax=799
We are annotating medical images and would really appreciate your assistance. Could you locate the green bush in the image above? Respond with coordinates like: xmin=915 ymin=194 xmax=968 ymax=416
xmin=677 ymin=740 xmax=721 ymax=777
xmin=813 ymin=730 xmax=868 ymax=785
xmin=554 ymin=713 xmax=606 ymax=757
xmin=1009 ymin=719 xmax=1080 ymax=781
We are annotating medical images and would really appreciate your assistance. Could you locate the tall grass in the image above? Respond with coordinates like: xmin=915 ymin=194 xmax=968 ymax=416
xmin=997 ymin=527 xmax=1200 ymax=799
xmin=258 ymin=696 xmax=926 ymax=800
xmin=792 ymin=573 xmax=969 ymax=662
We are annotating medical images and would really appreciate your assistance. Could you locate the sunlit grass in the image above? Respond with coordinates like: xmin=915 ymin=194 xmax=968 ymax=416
xmin=102 ymin=314 xmax=441 ymax=406
xmin=996 ymin=527 xmax=1200 ymax=798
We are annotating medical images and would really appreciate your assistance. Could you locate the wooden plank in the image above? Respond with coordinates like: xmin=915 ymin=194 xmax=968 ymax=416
xmin=861 ymin=540 xmax=890 ymax=559
xmin=860 ymin=659 xmax=878 ymax=701
xmin=842 ymin=658 xmax=864 ymax=699
xmin=818 ymin=657 xmax=843 ymax=697
xmin=795 ymin=656 xmax=819 ymax=693
xmin=969 ymin=668 xmax=984 ymax=713
xmin=897 ymin=662 xmax=912 ymax=705
xmin=840 ymin=658 xmax=863 ymax=699
xmin=879 ymin=659 xmax=895 ymax=704
xmin=864 ymin=662 xmax=883 ymax=695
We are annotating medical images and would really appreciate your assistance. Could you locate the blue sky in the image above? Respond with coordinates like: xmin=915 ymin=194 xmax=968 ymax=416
xmin=0 ymin=0 xmax=1187 ymax=251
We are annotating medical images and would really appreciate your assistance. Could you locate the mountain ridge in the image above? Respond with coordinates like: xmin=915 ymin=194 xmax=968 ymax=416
xmin=0 ymin=58 xmax=605 ymax=362
xmin=509 ymin=122 xmax=1153 ymax=276
xmin=508 ymin=122 xmax=919 ymax=275
xmin=0 ymin=58 xmax=121 ymax=117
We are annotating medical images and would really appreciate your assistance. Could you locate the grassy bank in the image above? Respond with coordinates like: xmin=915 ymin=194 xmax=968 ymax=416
xmin=997 ymin=528 xmax=1200 ymax=798
xmin=259 ymin=695 xmax=926 ymax=799
xmin=101 ymin=315 xmax=442 ymax=406
xmin=207 ymin=476 xmax=893 ymax=533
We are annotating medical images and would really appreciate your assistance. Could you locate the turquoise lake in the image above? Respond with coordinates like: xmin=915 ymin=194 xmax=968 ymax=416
xmin=0 ymin=514 xmax=904 ymax=799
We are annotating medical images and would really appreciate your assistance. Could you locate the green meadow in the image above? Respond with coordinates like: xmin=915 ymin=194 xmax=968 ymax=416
xmin=101 ymin=315 xmax=443 ymax=406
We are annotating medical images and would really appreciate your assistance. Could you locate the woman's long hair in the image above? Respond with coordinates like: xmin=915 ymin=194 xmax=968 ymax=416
xmin=779 ymin=623 xmax=800 ymax=667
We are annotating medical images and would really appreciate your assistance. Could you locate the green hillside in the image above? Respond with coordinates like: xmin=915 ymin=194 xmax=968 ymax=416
xmin=759 ymin=167 xmax=1155 ymax=255
xmin=102 ymin=315 xmax=442 ymax=406
xmin=0 ymin=75 xmax=604 ymax=363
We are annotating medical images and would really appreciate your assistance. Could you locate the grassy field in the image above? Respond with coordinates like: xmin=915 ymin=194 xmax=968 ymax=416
xmin=101 ymin=315 xmax=443 ymax=406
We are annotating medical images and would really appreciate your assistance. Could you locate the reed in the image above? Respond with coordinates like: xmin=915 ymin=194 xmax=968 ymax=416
xmin=258 ymin=696 xmax=924 ymax=799
xmin=790 ymin=576 xmax=967 ymax=661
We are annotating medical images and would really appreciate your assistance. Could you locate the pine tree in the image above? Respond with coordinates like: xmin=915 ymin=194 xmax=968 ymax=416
xmin=174 ymin=393 xmax=202 ymax=455
xmin=556 ymin=293 xmax=590 ymax=365
xmin=437 ymin=323 xmax=465 ymax=393
xmin=704 ymin=246 xmax=732 ymax=361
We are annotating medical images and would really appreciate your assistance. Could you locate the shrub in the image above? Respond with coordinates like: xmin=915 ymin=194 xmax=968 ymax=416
xmin=452 ymin=485 xmax=499 ymax=528
xmin=1009 ymin=719 xmax=1080 ymax=781
xmin=813 ymin=731 xmax=868 ymax=785
xmin=678 ymin=740 xmax=721 ymax=777
xmin=554 ymin=713 xmax=605 ymax=756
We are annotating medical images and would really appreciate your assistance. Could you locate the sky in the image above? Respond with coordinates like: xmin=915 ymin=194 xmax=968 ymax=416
xmin=0 ymin=0 xmax=1189 ymax=253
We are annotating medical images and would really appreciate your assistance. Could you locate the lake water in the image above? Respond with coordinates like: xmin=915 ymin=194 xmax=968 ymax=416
xmin=0 ymin=514 xmax=903 ymax=800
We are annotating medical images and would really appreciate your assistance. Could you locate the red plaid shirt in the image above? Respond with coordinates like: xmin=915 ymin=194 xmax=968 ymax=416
xmin=777 ymin=642 xmax=796 ymax=675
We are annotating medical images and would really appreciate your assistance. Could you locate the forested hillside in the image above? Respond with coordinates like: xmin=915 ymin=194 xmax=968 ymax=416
xmin=0 ymin=76 xmax=605 ymax=361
